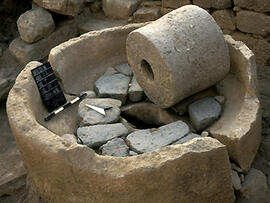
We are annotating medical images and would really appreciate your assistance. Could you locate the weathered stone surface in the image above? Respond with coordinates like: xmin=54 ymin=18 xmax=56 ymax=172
xmin=215 ymin=95 xmax=225 ymax=105
xmin=94 ymin=73 xmax=131 ymax=104
xmin=236 ymin=10 xmax=270 ymax=36
xmin=78 ymin=13 xmax=126 ymax=34
xmin=231 ymin=31 xmax=270 ymax=66
xmin=6 ymin=24 xmax=236 ymax=203
xmin=201 ymin=131 xmax=209 ymax=137
xmin=0 ymin=78 xmax=10 ymax=101
xmin=61 ymin=134 xmax=77 ymax=143
xmin=49 ymin=23 xmax=147 ymax=95
xmin=210 ymin=35 xmax=261 ymax=172
xmin=17 ymin=8 xmax=55 ymax=43
xmin=173 ymin=133 xmax=200 ymax=145
xmin=231 ymin=170 xmax=241 ymax=191
xmin=78 ymin=98 xmax=121 ymax=126
xmin=160 ymin=7 xmax=173 ymax=15
xmin=129 ymin=150 xmax=138 ymax=156
xmin=77 ymin=123 xmax=129 ymax=147
xmin=103 ymin=0 xmax=141 ymax=20
xmin=234 ymin=0 xmax=270 ymax=13
xmin=193 ymin=0 xmax=231 ymax=9
xmin=104 ymin=67 xmax=118 ymax=75
xmin=121 ymin=102 xmax=179 ymax=126
xmin=100 ymin=138 xmax=129 ymax=157
xmin=33 ymin=0 xmax=85 ymax=16
xmin=114 ymin=63 xmax=133 ymax=76
xmin=172 ymin=87 xmax=217 ymax=116
xmin=240 ymin=168 xmax=267 ymax=199
xmin=9 ymin=20 xmax=78 ymax=64
xmin=188 ymin=97 xmax=222 ymax=131
xmin=127 ymin=121 xmax=190 ymax=153
xmin=0 ymin=147 xmax=27 ymax=196
xmin=133 ymin=6 xmax=161 ymax=23
xmin=212 ymin=9 xmax=235 ymax=31
xmin=142 ymin=1 xmax=162 ymax=7
xmin=127 ymin=5 xmax=230 ymax=108
xmin=162 ymin=0 xmax=190 ymax=9
xmin=90 ymin=0 xmax=102 ymax=13
xmin=128 ymin=76 xmax=144 ymax=102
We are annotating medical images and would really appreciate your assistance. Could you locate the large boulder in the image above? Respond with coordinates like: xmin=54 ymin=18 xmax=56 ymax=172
xmin=17 ymin=8 xmax=55 ymax=43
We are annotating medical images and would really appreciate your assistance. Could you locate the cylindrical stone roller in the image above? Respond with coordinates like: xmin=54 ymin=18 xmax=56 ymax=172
xmin=126 ymin=5 xmax=230 ymax=108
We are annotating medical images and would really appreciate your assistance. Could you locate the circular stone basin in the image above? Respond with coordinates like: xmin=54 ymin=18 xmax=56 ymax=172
xmin=7 ymin=24 xmax=261 ymax=203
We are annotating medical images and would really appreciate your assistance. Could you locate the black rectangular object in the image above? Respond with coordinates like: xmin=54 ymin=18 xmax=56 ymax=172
xmin=31 ymin=62 xmax=66 ymax=112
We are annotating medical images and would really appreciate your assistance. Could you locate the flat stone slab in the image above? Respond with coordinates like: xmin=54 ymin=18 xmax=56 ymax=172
xmin=77 ymin=123 xmax=129 ymax=147
xmin=100 ymin=138 xmax=129 ymax=157
xmin=128 ymin=76 xmax=144 ymax=102
xmin=78 ymin=98 xmax=121 ymax=126
xmin=174 ymin=133 xmax=200 ymax=145
xmin=126 ymin=120 xmax=190 ymax=153
xmin=188 ymin=97 xmax=222 ymax=131
xmin=114 ymin=63 xmax=133 ymax=76
xmin=94 ymin=73 xmax=131 ymax=104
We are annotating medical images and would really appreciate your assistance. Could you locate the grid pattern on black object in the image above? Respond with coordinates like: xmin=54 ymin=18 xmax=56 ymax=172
xmin=31 ymin=62 xmax=67 ymax=112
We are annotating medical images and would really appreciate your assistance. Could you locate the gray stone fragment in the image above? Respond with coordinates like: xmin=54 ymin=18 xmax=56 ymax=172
xmin=174 ymin=133 xmax=200 ymax=145
xmin=0 ymin=79 xmax=10 ymax=101
xmin=128 ymin=77 xmax=144 ymax=102
xmin=126 ymin=121 xmax=190 ymax=153
xmin=17 ymin=8 xmax=55 ymax=43
xmin=188 ymin=97 xmax=222 ymax=131
xmin=240 ymin=168 xmax=267 ymax=199
xmin=78 ymin=98 xmax=121 ymax=126
xmin=231 ymin=163 xmax=243 ymax=173
xmin=201 ymin=131 xmax=209 ymax=137
xmin=231 ymin=170 xmax=242 ymax=191
xmin=114 ymin=63 xmax=133 ymax=76
xmin=104 ymin=67 xmax=118 ymax=75
xmin=100 ymin=138 xmax=129 ymax=157
xmin=129 ymin=150 xmax=138 ymax=156
xmin=94 ymin=73 xmax=131 ymax=104
xmin=77 ymin=123 xmax=129 ymax=147
xmin=214 ymin=95 xmax=225 ymax=104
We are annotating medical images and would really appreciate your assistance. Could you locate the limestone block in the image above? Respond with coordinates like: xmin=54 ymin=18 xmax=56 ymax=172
xmin=114 ymin=63 xmax=133 ymax=76
xmin=188 ymin=97 xmax=222 ymax=131
xmin=126 ymin=121 xmax=190 ymax=153
xmin=236 ymin=10 xmax=270 ymax=36
xmin=33 ymin=0 xmax=85 ymax=16
xmin=162 ymin=0 xmax=190 ymax=9
xmin=234 ymin=0 xmax=270 ymax=13
xmin=103 ymin=0 xmax=141 ymax=20
xmin=78 ymin=98 xmax=121 ymax=126
xmin=231 ymin=31 xmax=270 ymax=66
xmin=77 ymin=123 xmax=129 ymax=147
xmin=94 ymin=73 xmax=131 ymax=104
xmin=193 ymin=0 xmax=232 ymax=9
xmin=127 ymin=5 xmax=229 ymax=108
xmin=133 ymin=6 xmax=161 ymax=22
xmin=141 ymin=1 xmax=161 ymax=7
xmin=212 ymin=9 xmax=235 ymax=31
xmin=17 ymin=8 xmax=55 ymax=43
xmin=100 ymin=138 xmax=129 ymax=157
xmin=9 ymin=20 xmax=77 ymax=64
xmin=210 ymin=35 xmax=261 ymax=172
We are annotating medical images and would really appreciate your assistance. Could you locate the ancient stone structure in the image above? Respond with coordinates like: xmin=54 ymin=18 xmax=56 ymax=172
xmin=127 ymin=6 xmax=229 ymax=107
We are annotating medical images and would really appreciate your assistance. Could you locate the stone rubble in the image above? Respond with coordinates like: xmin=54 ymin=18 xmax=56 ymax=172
xmin=173 ymin=133 xmax=200 ymax=145
xmin=17 ymin=8 xmax=55 ymax=44
xmin=94 ymin=73 xmax=131 ymax=104
xmin=77 ymin=123 xmax=129 ymax=147
xmin=78 ymin=98 xmax=121 ymax=126
xmin=128 ymin=77 xmax=144 ymax=102
xmin=126 ymin=121 xmax=190 ymax=153
xmin=188 ymin=97 xmax=222 ymax=131
xmin=231 ymin=170 xmax=242 ymax=191
xmin=113 ymin=63 xmax=133 ymax=76
xmin=100 ymin=138 xmax=129 ymax=157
